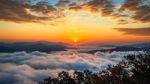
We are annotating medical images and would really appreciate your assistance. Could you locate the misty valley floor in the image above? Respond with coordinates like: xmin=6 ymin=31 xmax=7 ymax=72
xmin=0 ymin=50 xmax=144 ymax=84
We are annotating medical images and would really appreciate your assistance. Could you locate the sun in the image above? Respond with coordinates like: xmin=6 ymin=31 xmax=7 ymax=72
xmin=71 ymin=36 xmax=79 ymax=45
xmin=73 ymin=37 xmax=78 ymax=43
xmin=73 ymin=39 xmax=77 ymax=43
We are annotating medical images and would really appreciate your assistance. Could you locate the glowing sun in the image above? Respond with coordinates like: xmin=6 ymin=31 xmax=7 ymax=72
xmin=72 ymin=36 xmax=79 ymax=44
xmin=73 ymin=39 xmax=77 ymax=43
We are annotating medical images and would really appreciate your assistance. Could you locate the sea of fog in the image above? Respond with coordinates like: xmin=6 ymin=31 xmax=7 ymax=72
xmin=0 ymin=50 xmax=144 ymax=84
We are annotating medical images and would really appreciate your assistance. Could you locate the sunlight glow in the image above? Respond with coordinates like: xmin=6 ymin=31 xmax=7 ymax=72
xmin=73 ymin=39 xmax=77 ymax=43
xmin=0 ymin=8 xmax=150 ymax=44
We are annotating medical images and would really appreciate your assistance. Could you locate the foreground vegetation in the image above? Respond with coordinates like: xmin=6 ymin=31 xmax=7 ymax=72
xmin=39 ymin=52 xmax=150 ymax=84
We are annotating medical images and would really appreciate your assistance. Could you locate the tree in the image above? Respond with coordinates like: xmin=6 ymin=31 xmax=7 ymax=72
xmin=39 ymin=52 xmax=150 ymax=84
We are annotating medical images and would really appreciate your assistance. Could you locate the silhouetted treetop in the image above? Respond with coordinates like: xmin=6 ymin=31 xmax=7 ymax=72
xmin=39 ymin=52 xmax=150 ymax=84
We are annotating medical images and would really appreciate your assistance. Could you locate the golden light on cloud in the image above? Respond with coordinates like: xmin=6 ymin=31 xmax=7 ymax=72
xmin=0 ymin=6 xmax=150 ymax=44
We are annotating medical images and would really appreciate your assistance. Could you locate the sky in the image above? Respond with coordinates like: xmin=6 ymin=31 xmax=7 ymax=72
xmin=0 ymin=0 xmax=150 ymax=45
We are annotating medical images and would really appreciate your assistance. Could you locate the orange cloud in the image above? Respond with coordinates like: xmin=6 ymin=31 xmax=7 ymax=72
xmin=115 ymin=27 xmax=150 ymax=36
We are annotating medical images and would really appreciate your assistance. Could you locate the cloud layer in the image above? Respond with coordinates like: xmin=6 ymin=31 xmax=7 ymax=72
xmin=0 ymin=0 xmax=150 ymax=24
xmin=0 ymin=50 xmax=144 ymax=84
xmin=120 ymin=0 xmax=150 ymax=22
xmin=115 ymin=27 xmax=150 ymax=36
xmin=0 ymin=0 xmax=64 ymax=23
